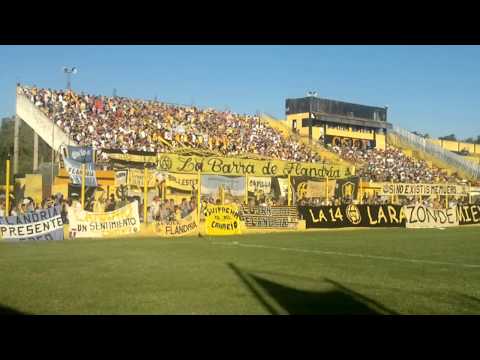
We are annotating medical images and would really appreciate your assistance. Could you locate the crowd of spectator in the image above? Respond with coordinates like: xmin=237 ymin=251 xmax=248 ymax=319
xmin=327 ymin=143 xmax=465 ymax=184
xmin=0 ymin=193 xmax=71 ymax=223
xmin=19 ymin=85 xmax=324 ymax=163
xmin=149 ymin=196 xmax=196 ymax=223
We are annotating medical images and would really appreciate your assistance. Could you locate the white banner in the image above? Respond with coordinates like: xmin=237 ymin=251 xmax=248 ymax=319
xmin=0 ymin=206 xmax=64 ymax=241
xmin=248 ymin=176 xmax=272 ymax=194
xmin=403 ymin=204 xmax=459 ymax=228
xmin=380 ymin=183 xmax=468 ymax=196
xmin=68 ymin=201 xmax=140 ymax=238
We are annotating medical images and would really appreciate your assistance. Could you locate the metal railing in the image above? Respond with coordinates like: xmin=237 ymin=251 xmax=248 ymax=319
xmin=391 ymin=126 xmax=480 ymax=180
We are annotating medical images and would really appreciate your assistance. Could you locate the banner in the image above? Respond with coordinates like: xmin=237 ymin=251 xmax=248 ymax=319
xmin=248 ymin=177 xmax=272 ymax=194
xmin=127 ymin=169 xmax=158 ymax=188
xmin=274 ymin=177 xmax=289 ymax=199
xmin=457 ymin=204 xmax=480 ymax=225
xmin=115 ymin=170 xmax=128 ymax=187
xmin=201 ymin=175 xmax=245 ymax=205
xmin=380 ymin=183 xmax=468 ymax=196
xmin=154 ymin=213 xmax=198 ymax=237
xmin=0 ymin=206 xmax=64 ymax=241
xmin=298 ymin=204 xmax=406 ymax=228
xmin=63 ymin=157 xmax=98 ymax=187
xmin=68 ymin=201 xmax=140 ymax=238
xmin=335 ymin=177 xmax=360 ymax=200
xmin=164 ymin=173 xmax=198 ymax=192
xmin=240 ymin=206 xmax=298 ymax=229
xmin=67 ymin=145 xmax=94 ymax=163
xmin=291 ymin=176 xmax=336 ymax=202
xmin=103 ymin=151 xmax=352 ymax=179
xmin=205 ymin=204 xmax=242 ymax=235
xmin=324 ymin=135 xmax=375 ymax=150
xmin=403 ymin=204 xmax=458 ymax=228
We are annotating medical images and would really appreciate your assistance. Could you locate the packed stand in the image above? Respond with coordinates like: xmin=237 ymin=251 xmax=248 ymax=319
xmin=19 ymin=85 xmax=324 ymax=163
xmin=326 ymin=143 xmax=465 ymax=184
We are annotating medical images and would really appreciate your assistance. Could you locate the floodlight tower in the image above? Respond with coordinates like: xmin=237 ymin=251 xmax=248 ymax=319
xmin=52 ymin=66 xmax=77 ymax=196
xmin=63 ymin=66 xmax=77 ymax=90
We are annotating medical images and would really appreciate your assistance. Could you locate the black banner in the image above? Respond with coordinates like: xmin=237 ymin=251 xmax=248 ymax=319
xmin=239 ymin=206 xmax=298 ymax=229
xmin=334 ymin=176 xmax=360 ymax=200
xmin=457 ymin=204 xmax=480 ymax=225
xmin=298 ymin=204 xmax=406 ymax=228
xmin=324 ymin=135 xmax=375 ymax=150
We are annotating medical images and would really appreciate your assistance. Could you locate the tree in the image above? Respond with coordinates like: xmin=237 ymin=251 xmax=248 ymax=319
xmin=439 ymin=134 xmax=457 ymax=141
xmin=0 ymin=116 xmax=52 ymax=183
xmin=461 ymin=135 xmax=480 ymax=144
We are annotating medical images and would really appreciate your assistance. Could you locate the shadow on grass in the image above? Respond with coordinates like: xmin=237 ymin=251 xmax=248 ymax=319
xmin=228 ymin=263 xmax=398 ymax=315
xmin=0 ymin=304 xmax=26 ymax=315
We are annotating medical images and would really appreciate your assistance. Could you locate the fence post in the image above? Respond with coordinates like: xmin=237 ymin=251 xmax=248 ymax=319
xmin=287 ymin=174 xmax=291 ymax=206
xmin=5 ymin=158 xmax=11 ymax=215
xmin=144 ymin=166 xmax=148 ymax=224
xmin=359 ymin=180 xmax=363 ymax=204
xmin=325 ymin=176 xmax=329 ymax=200
xmin=197 ymin=170 xmax=201 ymax=222
xmin=390 ymin=179 xmax=394 ymax=204
xmin=245 ymin=175 xmax=248 ymax=205
xmin=81 ymin=163 xmax=86 ymax=210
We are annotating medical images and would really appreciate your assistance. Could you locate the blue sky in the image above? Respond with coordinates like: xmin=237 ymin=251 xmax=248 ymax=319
xmin=0 ymin=45 xmax=479 ymax=139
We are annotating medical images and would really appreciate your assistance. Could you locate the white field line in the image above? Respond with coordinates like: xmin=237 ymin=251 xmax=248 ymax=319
xmin=211 ymin=242 xmax=480 ymax=269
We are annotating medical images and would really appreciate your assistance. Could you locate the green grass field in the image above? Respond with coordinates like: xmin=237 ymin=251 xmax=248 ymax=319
xmin=1 ymin=227 xmax=480 ymax=315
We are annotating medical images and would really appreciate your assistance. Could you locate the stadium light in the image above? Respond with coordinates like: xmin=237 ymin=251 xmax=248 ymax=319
xmin=62 ymin=66 xmax=78 ymax=90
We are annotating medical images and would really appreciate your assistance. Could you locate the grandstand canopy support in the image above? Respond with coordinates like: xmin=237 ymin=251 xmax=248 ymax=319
xmin=13 ymin=115 xmax=20 ymax=175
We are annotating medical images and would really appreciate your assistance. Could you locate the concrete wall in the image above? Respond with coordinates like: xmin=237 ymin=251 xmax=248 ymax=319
xmin=427 ymin=138 xmax=480 ymax=155
xmin=16 ymin=93 xmax=76 ymax=150
xmin=24 ymin=174 xmax=43 ymax=205
xmin=286 ymin=113 xmax=309 ymax=135
xmin=376 ymin=133 xmax=386 ymax=150
xmin=442 ymin=140 xmax=459 ymax=152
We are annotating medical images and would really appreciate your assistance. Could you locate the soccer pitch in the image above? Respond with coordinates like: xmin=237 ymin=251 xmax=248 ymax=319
xmin=1 ymin=227 xmax=479 ymax=315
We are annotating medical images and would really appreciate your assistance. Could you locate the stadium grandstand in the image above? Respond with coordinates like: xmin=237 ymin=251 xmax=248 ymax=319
xmin=284 ymin=95 xmax=479 ymax=185
xmin=17 ymin=85 xmax=324 ymax=163
xmin=1 ymin=84 xmax=479 ymax=227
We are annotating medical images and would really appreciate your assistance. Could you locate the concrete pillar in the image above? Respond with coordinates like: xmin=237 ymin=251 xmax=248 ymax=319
xmin=13 ymin=115 xmax=20 ymax=174
xmin=33 ymin=132 xmax=39 ymax=172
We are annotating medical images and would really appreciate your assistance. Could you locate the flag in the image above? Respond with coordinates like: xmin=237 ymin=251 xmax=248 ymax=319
xmin=335 ymin=176 xmax=360 ymax=200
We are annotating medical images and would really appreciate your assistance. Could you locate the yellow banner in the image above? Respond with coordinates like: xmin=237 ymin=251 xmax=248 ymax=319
xmin=305 ymin=180 xmax=336 ymax=198
xmin=154 ymin=213 xmax=198 ymax=237
xmin=128 ymin=169 xmax=158 ymax=188
xmin=105 ymin=152 xmax=351 ymax=179
xmin=165 ymin=173 xmax=198 ymax=192
xmin=205 ymin=204 xmax=242 ymax=235
xmin=68 ymin=201 xmax=140 ymax=238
